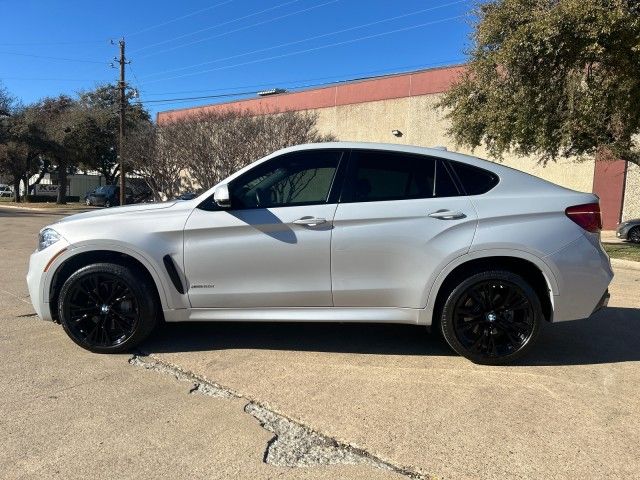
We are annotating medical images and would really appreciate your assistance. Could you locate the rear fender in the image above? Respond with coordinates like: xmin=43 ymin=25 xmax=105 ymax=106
xmin=418 ymin=249 xmax=557 ymax=326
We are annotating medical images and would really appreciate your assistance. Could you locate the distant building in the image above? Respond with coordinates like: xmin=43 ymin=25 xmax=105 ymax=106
xmin=157 ymin=65 xmax=638 ymax=229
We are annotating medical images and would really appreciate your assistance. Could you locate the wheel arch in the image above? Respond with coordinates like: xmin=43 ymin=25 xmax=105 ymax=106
xmin=421 ymin=250 xmax=557 ymax=327
xmin=48 ymin=248 xmax=169 ymax=323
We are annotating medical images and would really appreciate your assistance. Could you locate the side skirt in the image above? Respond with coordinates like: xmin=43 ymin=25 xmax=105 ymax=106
xmin=163 ymin=307 xmax=422 ymax=325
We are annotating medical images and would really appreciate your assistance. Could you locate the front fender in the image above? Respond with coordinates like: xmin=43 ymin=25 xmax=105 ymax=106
xmin=45 ymin=241 xmax=187 ymax=313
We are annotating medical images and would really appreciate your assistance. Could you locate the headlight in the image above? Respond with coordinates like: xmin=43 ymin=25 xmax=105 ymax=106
xmin=38 ymin=228 xmax=61 ymax=251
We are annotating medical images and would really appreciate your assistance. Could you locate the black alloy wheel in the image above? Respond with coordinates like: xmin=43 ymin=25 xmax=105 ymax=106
xmin=58 ymin=263 xmax=158 ymax=353
xmin=629 ymin=226 xmax=640 ymax=244
xmin=440 ymin=270 xmax=542 ymax=365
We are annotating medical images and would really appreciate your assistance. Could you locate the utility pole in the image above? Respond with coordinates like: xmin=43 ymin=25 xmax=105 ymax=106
xmin=118 ymin=38 xmax=127 ymax=206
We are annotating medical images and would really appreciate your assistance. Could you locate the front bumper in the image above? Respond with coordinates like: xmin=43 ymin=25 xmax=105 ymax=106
xmin=616 ymin=224 xmax=631 ymax=239
xmin=26 ymin=241 xmax=70 ymax=322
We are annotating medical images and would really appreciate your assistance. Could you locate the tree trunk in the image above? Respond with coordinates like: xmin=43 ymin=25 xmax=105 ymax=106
xmin=13 ymin=178 xmax=21 ymax=203
xmin=56 ymin=161 xmax=67 ymax=205
xmin=22 ymin=174 xmax=28 ymax=201
xmin=29 ymin=161 xmax=49 ymax=195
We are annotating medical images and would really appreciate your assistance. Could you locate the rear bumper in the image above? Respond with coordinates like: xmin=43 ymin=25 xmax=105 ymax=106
xmin=545 ymin=235 xmax=613 ymax=322
xmin=592 ymin=289 xmax=610 ymax=315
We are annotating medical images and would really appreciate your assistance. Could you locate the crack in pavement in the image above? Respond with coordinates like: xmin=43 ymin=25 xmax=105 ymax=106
xmin=129 ymin=353 xmax=429 ymax=479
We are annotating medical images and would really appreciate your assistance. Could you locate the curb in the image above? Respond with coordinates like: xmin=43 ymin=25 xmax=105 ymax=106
xmin=0 ymin=204 xmax=49 ymax=211
xmin=0 ymin=204 xmax=92 ymax=212
xmin=611 ymin=258 xmax=640 ymax=271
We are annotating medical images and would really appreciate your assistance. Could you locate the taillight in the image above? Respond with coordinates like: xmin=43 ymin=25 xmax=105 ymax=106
xmin=565 ymin=203 xmax=602 ymax=233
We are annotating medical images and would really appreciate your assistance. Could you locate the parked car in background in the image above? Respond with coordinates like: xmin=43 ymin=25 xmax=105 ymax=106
xmin=130 ymin=185 xmax=155 ymax=204
xmin=176 ymin=192 xmax=198 ymax=200
xmin=84 ymin=187 xmax=97 ymax=206
xmin=86 ymin=185 xmax=133 ymax=207
xmin=28 ymin=142 xmax=613 ymax=365
xmin=0 ymin=184 xmax=13 ymax=198
xmin=616 ymin=219 xmax=640 ymax=243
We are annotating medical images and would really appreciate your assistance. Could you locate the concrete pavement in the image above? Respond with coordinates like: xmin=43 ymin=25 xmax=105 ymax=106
xmin=1 ymin=206 xmax=639 ymax=479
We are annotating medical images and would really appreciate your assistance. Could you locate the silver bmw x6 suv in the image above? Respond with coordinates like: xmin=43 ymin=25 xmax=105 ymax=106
xmin=27 ymin=143 xmax=613 ymax=364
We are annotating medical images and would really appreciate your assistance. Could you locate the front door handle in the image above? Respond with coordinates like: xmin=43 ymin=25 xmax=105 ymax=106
xmin=293 ymin=216 xmax=327 ymax=226
xmin=428 ymin=209 xmax=466 ymax=220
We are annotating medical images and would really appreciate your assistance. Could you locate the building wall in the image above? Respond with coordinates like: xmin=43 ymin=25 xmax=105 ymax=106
xmin=623 ymin=162 xmax=640 ymax=220
xmin=309 ymin=94 xmax=596 ymax=194
xmin=34 ymin=173 xmax=104 ymax=198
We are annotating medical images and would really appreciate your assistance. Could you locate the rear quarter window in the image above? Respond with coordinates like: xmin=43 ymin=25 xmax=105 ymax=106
xmin=449 ymin=161 xmax=499 ymax=195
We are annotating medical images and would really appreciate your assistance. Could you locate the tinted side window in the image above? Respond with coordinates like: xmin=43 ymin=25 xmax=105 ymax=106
xmin=434 ymin=160 xmax=460 ymax=197
xmin=229 ymin=150 xmax=342 ymax=209
xmin=449 ymin=161 xmax=499 ymax=195
xmin=345 ymin=151 xmax=460 ymax=202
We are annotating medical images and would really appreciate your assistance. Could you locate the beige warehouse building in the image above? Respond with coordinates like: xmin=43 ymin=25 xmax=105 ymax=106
xmin=158 ymin=65 xmax=638 ymax=229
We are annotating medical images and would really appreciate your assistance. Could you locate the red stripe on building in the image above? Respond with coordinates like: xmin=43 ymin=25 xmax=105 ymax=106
xmin=156 ymin=65 xmax=467 ymax=124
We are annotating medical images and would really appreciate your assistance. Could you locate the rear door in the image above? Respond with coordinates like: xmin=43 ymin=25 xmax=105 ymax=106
xmin=331 ymin=149 xmax=477 ymax=308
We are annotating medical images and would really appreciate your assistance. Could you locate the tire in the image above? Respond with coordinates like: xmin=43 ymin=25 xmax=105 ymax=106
xmin=104 ymin=200 xmax=111 ymax=208
xmin=440 ymin=270 xmax=543 ymax=365
xmin=85 ymin=198 xmax=91 ymax=206
xmin=629 ymin=226 xmax=640 ymax=244
xmin=57 ymin=262 xmax=159 ymax=353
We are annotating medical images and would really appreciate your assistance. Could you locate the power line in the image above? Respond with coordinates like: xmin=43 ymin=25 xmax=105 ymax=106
xmin=0 ymin=39 xmax=107 ymax=47
xmin=143 ymin=14 xmax=468 ymax=84
xmin=0 ymin=75 xmax=109 ymax=82
xmin=140 ymin=59 xmax=466 ymax=97
xmin=131 ymin=0 xmax=302 ymax=54
xmin=126 ymin=0 xmax=237 ymax=37
xmin=0 ymin=50 xmax=107 ymax=64
xmin=140 ymin=0 xmax=469 ymax=80
xmin=134 ymin=59 xmax=465 ymax=106
xmin=136 ymin=0 xmax=337 ymax=59
xmin=137 ymin=90 xmax=258 ymax=104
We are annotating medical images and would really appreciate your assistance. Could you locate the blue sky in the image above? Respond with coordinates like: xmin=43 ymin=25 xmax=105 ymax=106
xmin=1 ymin=0 xmax=474 ymax=117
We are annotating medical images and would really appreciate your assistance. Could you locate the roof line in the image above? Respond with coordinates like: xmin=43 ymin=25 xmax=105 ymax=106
xmin=156 ymin=63 xmax=467 ymax=119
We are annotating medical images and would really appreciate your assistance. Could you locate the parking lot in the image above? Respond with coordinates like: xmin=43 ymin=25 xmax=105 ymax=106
xmin=1 ymin=205 xmax=639 ymax=480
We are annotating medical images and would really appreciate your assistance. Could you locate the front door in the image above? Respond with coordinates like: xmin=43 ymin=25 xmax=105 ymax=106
xmin=184 ymin=149 xmax=345 ymax=308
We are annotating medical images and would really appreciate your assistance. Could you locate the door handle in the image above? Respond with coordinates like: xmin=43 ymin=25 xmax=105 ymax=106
xmin=428 ymin=209 xmax=466 ymax=220
xmin=293 ymin=216 xmax=327 ymax=226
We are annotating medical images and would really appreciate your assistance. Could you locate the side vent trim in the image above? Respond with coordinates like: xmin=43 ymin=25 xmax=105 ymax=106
xmin=163 ymin=255 xmax=185 ymax=294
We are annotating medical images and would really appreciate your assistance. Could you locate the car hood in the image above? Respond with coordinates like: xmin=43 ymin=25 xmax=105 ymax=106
xmin=55 ymin=201 xmax=179 ymax=224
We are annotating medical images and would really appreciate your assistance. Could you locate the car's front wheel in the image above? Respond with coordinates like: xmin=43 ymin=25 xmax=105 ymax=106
xmin=57 ymin=263 xmax=158 ymax=353
xmin=440 ymin=270 xmax=542 ymax=365
xmin=629 ymin=226 xmax=640 ymax=244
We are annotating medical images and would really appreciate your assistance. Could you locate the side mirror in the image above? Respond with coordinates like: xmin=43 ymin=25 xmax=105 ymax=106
xmin=213 ymin=184 xmax=231 ymax=208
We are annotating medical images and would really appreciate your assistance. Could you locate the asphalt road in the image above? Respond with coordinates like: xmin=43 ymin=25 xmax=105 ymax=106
xmin=1 ymin=205 xmax=639 ymax=480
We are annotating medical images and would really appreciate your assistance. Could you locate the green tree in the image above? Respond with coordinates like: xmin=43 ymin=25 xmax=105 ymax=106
xmin=75 ymin=84 xmax=151 ymax=184
xmin=25 ymin=95 xmax=77 ymax=204
xmin=0 ymin=81 xmax=16 ymax=118
xmin=439 ymin=0 xmax=640 ymax=165
xmin=0 ymin=110 xmax=47 ymax=202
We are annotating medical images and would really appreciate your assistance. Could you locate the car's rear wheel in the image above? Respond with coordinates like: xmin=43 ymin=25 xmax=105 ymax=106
xmin=440 ymin=270 xmax=542 ymax=365
xmin=85 ymin=198 xmax=91 ymax=206
xmin=629 ymin=226 xmax=640 ymax=244
xmin=57 ymin=263 xmax=158 ymax=353
xmin=104 ymin=200 xmax=111 ymax=208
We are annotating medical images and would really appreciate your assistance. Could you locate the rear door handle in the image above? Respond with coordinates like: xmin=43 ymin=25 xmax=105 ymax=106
xmin=293 ymin=216 xmax=327 ymax=226
xmin=428 ymin=210 xmax=466 ymax=220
